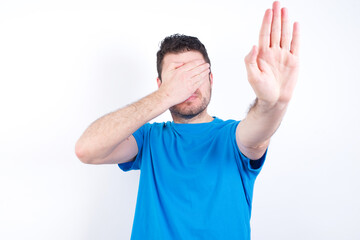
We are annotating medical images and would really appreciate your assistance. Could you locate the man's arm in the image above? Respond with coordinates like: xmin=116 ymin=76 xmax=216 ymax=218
xmin=75 ymin=60 xmax=210 ymax=164
xmin=75 ymin=91 xmax=170 ymax=164
xmin=236 ymin=1 xmax=300 ymax=160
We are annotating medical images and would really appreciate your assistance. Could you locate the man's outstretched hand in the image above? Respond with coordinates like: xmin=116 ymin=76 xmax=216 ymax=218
xmin=236 ymin=1 xmax=300 ymax=160
xmin=244 ymin=1 xmax=300 ymax=106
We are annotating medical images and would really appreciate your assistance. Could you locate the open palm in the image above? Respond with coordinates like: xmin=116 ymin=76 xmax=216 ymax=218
xmin=245 ymin=1 xmax=300 ymax=105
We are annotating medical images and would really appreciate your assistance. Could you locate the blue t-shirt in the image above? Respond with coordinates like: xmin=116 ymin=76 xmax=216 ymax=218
xmin=118 ymin=117 xmax=267 ymax=240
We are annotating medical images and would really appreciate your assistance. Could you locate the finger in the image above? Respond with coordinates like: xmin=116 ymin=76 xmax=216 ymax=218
xmin=259 ymin=9 xmax=272 ymax=49
xmin=290 ymin=22 xmax=300 ymax=56
xmin=244 ymin=45 xmax=261 ymax=74
xmin=161 ymin=62 xmax=184 ymax=76
xmin=280 ymin=7 xmax=291 ymax=49
xmin=189 ymin=62 xmax=210 ymax=78
xmin=270 ymin=1 xmax=281 ymax=48
xmin=174 ymin=62 xmax=185 ymax=69
xmin=180 ymin=59 xmax=207 ymax=72
xmin=166 ymin=62 xmax=185 ymax=70
xmin=192 ymin=68 xmax=211 ymax=87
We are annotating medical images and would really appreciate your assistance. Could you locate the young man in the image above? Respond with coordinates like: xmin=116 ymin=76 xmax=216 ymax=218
xmin=75 ymin=1 xmax=299 ymax=239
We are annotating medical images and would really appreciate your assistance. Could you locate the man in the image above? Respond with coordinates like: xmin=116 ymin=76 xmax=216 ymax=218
xmin=75 ymin=1 xmax=299 ymax=239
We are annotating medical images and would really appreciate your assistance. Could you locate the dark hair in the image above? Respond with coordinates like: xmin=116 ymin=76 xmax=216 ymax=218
xmin=156 ymin=34 xmax=211 ymax=80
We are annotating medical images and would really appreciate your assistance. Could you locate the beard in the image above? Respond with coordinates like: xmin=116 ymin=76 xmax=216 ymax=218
xmin=169 ymin=88 xmax=212 ymax=120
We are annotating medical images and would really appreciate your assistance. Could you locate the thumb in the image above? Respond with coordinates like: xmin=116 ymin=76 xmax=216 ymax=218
xmin=244 ymin=45 xmax=261 ymax=77
xmin=244 ymin=46 xmax=261 ymax=80
xmin=244 ymin=45 xmax=259 ymax=66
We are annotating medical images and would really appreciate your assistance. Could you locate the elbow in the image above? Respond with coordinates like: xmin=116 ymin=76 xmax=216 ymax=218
xmin=75 ymin=141 xmax=93 ymax=164
xmin=240 ymin=145 xmax=268 ymax=161
xmin=237 ymin=139 xmax=270 ymax=161
xmin=249 ymin=140 xmax=270 ymax=151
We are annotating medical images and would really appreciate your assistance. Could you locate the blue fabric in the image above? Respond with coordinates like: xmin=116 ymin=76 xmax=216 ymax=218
xmin=118 ymin=117 xmax=267 ymax=240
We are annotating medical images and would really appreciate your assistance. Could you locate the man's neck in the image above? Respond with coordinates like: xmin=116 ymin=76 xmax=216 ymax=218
xmin=171 ymin=110 xmax=214 ymax=124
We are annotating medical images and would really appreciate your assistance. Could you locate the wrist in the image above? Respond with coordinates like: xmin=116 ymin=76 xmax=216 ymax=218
xmin=256 ymin=98 xmax=289 ymax=112
xmin=155 ymin=88 xmax=176 ymax=109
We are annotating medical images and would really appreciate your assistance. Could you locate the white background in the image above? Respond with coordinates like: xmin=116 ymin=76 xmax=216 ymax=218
xmin=1 ymin=0 xmax=359 ymax=239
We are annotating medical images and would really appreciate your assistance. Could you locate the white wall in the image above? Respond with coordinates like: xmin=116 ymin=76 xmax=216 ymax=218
xmin=1 ymin=0 xmax=359 ymax=239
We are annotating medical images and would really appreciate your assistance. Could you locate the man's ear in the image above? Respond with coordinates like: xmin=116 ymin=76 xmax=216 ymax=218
xmin=157 ymin=77 xmax=162 ymax=88
xmin=209 ymin=72 xmax=213 ymax=87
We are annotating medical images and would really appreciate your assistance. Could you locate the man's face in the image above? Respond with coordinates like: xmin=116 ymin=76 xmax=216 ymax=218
xmin=158 ymin=50 xmax=213 ymax=119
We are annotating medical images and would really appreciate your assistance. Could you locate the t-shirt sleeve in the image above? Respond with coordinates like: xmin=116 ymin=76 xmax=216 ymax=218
xmin=117 ymin=123 xmax=150 ymax=172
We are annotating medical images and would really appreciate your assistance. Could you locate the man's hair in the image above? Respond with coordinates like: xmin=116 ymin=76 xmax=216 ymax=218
xmin=156 ymin=34 xmax=211 ymax=80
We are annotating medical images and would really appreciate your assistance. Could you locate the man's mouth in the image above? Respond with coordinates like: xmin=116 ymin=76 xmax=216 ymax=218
xmin=185 ymin=94 xmax=197 ymax=101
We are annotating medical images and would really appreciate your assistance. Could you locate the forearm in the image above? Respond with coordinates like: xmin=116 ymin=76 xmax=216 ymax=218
xmin=75 ymin=89 xmax=171 ymax=162
xmin=237 ymin=99 xmax=288 ymax=149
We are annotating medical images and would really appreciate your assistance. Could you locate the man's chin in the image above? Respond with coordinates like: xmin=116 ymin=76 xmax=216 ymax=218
xmin=169 ymin=104 xmax=205 ymax=119
xmin=170 ymin=110 xmax=201 ymax=120
xmin=170 ymin=93 xmax=211 ymax=120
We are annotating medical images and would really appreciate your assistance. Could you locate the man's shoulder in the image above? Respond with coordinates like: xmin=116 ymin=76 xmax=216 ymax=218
xmin=143 ymin=117 xmax=241 ymax=131
xmin=146 ymin=118 xmax=240 ymax=126
xmin=145 ymin=121 xmax=171 ymax=128
xmin=213 ymin=117 xmax=240 ymax=126
xmin=138 ymin=121 xmax=171 ymax=133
